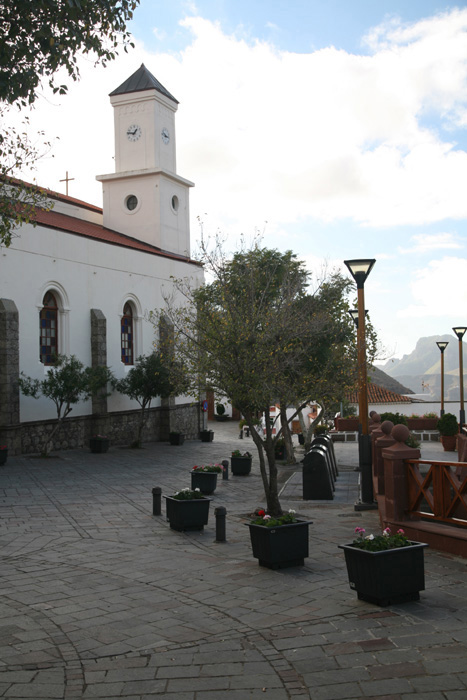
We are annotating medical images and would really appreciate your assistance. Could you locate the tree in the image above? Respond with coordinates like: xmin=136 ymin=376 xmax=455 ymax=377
xmin=18 ymin=355 xmax=113 ymax=456
xmin=156 ymin=237 xmax=374 ymax=516
xmin=0 ymin=0 xmax=139 ymax=246
xmin=113 ymin=352 xmax=184 ymax=448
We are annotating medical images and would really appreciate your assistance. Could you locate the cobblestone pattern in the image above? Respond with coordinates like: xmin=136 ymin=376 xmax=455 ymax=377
xmin=1 ymin=428 xmax=467 ymax=698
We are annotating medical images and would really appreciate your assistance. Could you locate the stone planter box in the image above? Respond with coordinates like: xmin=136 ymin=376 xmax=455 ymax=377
xmin=169 ymin=433 xmax=185 ymax=446
xmin=407 ymin=418 xmax=438 ymax=430
xmin=335 ymin=418 xmax=359 ymax=431
xmin=165 ymin=496 xmax=211 ymax=531
xmin=231 ymin=456 xmax=252 ymax=475
xmin=339 ymin=541 xmax=428 ymax=606
xmin=200 ymin=430 xmax=214 ymax=442
xmin=191 ymin=470 xmax=218 ymax=494
xmin=247 ymin=520 xmax=312 ymax=569
xmin=89 ymin=437 xmax=109 ymax=453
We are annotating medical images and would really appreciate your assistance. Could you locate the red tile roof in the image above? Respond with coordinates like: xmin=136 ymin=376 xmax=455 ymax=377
xmin=347 ymin=384 xmax=415 ymax=404
xmin=33 ymin=207 xmax=197 ymax=263
xmin=6 ymin=176 xmax=200 ymax=264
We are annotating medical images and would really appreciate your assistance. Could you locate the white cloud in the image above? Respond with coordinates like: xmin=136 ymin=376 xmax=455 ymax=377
xmin=398 ymin=233 xmax=463 ymax=254
xmin=398 ymin=257 xmax=467 ymax=318
xmin=8 ymin=8 xmax=467 ymax=237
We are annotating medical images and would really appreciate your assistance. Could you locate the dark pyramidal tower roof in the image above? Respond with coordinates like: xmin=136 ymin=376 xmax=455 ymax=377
xmin=109 ymin=63 xmax=178 ymax=103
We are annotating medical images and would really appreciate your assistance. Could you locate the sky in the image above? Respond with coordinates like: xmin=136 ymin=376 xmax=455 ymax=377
xmin=7 ymin=0 xmax=467 ymax=363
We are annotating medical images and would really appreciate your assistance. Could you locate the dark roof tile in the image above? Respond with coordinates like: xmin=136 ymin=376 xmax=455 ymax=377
xmin=109 ymin=64 xmax=178 ymax=103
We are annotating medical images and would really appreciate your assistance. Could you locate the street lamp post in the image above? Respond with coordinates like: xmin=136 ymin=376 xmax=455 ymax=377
xmin=436 ymin=341 xmax=448 ymax=417
xmin=344 ymin=259 xmax=376 ymax=510
xmin=452 ymin=327 xmax=467 ymax=427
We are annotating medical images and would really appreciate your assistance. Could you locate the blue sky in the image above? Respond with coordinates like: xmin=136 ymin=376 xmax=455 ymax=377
xmin=10 ymin=0 xmax=467 ymax=373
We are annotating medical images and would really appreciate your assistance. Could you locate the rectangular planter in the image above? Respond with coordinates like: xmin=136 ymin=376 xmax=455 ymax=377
xmin=169 ymin=433 xmax=185 ymax=446
xmin=247 ymin=520 xmax=312 ymax=569
xmin=200 ymin=430 xmax=214 ymax=442
xmin=89 ymin=438 xmax=110 ymax=453
xmin=407 ymin=418 xmax=438 ymax=430
xmin=165 ymin=496 xmax=211 ymax=531
xmin=335 ymin=418 xmax=359 ymax=431
xmin=191 ymin=470 xmax=218 ymax=494
xmin=231 ymin=456 xmax=252 ymax=475
xmin=338 ymin=541 xmax=428 ymax=606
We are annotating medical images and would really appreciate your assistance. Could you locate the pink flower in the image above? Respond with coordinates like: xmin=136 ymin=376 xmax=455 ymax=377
xmin=263 ymin=515 xmax=271 ymax=520
xmin=354 ymin=526 xmax=365 ymax=535
xmin=397 ymin=529 xmax=405 ymax=535
xmin=383 ymin=528 xmax=391 ymax=536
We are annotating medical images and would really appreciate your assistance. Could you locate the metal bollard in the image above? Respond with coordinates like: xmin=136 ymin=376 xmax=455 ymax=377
xmin=152 ymin=487 xmax=162 ymax=515
xmin=215 ymin=506 xmax=226 ymax=542
xmin=222 ymin=459 xmax=229 ymax=480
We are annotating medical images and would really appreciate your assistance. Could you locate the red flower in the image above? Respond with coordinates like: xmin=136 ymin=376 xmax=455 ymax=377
xmin=258 ymin=509 xmax=265 ymax=516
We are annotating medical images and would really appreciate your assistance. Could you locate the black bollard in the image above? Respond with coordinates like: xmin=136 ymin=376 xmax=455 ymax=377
xmin=215 ymin=506 xmax=226 ymax=542
xmin=152 ymin=487 xmax=162 ymax=515
xmin=222 ymin=459 xmax=229 ymax=480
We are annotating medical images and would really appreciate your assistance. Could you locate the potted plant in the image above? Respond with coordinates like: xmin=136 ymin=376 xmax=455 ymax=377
xmin=199 ymin=429 xmax=214 ymax=442
xmin=89 ymin=435 xmax=110 ymax=453
xmin=0 ymin=445 xmax=7 ymax=466
xmin=165 ymin=488 xmax=211 ymax=531
xmin=231 ymin=450 xmax=252 ymax=475
xmin=314 ymin=424 xmax=328 ymax=436
xmin=215 ymin=403 xmax=229 ymax=421
xmin=169 ymin=431 xmax=185 ymax=446
xmin=247 ymin=508 xmax=313 ymax=569
xmin=191 ymin=463 xmax=223 ymax=494
xmin=437 ymin=412 xmax=459 ymax=451
xmin=339 ymin=527 xmax=428 ymax=606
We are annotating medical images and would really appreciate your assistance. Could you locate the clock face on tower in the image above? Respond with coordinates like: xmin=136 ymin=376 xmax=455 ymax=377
xmin=161 ymin=127 xmax=170 ymax=144
xmin=126 ymin=124 xmax=142 ymax=141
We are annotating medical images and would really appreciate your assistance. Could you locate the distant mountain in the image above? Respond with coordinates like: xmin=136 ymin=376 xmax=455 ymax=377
xmin=369 ymin=366 xmax=414 ymax=395
xmin=377 ymin=334 xmax=466 ymax=399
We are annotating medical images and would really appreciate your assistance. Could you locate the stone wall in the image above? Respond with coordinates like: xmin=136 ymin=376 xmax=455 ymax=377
xmin=17 ymin=402 xmax=201 ymax=456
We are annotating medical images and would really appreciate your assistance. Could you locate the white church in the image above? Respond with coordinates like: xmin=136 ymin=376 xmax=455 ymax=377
xmin=0 ymin=65 xmax=204 ymax=455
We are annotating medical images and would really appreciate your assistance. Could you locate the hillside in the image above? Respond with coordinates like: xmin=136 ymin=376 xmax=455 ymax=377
xmin=369 ymin=366 xmax=414 ymax=395
xmin=377 ymin=334 xmax=466 ymax=399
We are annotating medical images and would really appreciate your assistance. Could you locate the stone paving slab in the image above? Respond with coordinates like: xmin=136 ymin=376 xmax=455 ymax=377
xmin=0 ymin=423 xmax=466 ymax=698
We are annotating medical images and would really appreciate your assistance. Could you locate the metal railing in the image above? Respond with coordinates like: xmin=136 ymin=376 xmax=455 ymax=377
xmin=406 ymin=459 xmax=467 ymax=527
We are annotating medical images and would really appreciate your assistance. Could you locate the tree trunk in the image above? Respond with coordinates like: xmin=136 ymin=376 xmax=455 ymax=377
xmin=247 ymin=409 xmax=283 ymax=516
xmin=279 ymin=403 xmax=296 ymax=464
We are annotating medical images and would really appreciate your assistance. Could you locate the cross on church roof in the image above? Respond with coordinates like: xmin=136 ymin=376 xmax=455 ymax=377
xmin=59 ymin=171 xmax=75 ymax=196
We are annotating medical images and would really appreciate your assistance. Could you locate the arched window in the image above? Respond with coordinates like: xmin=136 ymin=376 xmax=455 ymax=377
xmin=39 ymin=291 xmax=58 ymax=365
xmin=121 ymin=302 xmax=134 ymax=365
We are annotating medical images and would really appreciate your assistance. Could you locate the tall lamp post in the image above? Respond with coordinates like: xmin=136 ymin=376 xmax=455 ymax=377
xmin=436 ymin=341 xmax=448 ymax=417
xmin=452 ymin=327 xmax=467 ymax=427
xmin=344 ymin=259 xmax=376 ymax=510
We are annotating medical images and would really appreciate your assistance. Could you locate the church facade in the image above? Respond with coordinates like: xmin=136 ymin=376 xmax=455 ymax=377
xmin=0 ymin=65 xmax=204 ymax=455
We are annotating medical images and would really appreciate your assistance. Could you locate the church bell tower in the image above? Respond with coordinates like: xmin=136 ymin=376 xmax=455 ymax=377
xmin=96 ymin=64 xmax=193 ymax=257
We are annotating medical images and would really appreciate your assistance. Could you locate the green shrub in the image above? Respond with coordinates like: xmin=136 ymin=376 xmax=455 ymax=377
xmin=437 ymin=413 xmax=459 ymax=436
xmin=380 ymin=412 xmax=408 ymax=426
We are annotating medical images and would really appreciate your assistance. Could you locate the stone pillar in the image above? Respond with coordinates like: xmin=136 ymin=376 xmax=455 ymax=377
xmin=369 ymin=412 xmax=381 ymax=433
xmin=382 ymin=424 xmax=420 ymax=523
xmin=0 ymin=299 xmax=21 ymax=454
xmin=90 ymin=309 xmax=108 ymax=415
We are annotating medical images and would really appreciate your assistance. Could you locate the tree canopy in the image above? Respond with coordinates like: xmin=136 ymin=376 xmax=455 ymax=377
xmin=155 ymin=237 xmax=377 ymax=515
xmin=0 ymin=0 xmax=139 ymax=247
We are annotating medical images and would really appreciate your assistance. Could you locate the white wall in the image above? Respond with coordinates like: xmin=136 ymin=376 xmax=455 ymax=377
xmin=350 ymin=401 xmax=461 ymax=419
xmin=0 ymin=220 xmax=203 ymax=422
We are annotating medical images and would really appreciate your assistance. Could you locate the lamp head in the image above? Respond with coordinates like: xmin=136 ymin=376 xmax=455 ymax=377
xmin=348 ymin=309 xmax=368 ymax=328
xmin=344 ymin=259 xmax=376 ymax=289
xmin=436 ymin=341 xmax=449 ymax=353
xmin=453 ymin=327 xmax=467 ymax=341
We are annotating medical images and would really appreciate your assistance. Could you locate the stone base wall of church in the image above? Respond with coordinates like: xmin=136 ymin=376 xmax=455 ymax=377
xmin=11 ymin=403 xmax=201 ymax=456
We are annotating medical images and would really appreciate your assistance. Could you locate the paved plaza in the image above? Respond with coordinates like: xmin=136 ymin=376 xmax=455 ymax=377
xmin=1 ymin=422 xmax=467 ymax=699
